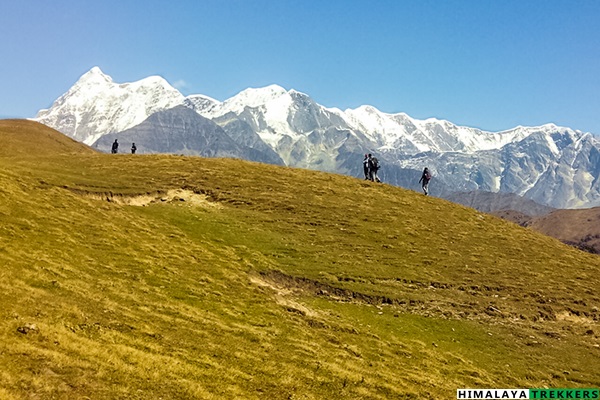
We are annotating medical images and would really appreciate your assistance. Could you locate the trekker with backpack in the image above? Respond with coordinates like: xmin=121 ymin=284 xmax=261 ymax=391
xmin=419 ymin=167 xmax=431 ymax=195
xmin=111 ymin=139 xmax=119 ymax=154
xmin=367 ymin=154 xmax=375 ymax=181
xmin=370 ymin=155 xmax=382 ymax=183
xmin=363 ymin=154 xmax=370 ymax=180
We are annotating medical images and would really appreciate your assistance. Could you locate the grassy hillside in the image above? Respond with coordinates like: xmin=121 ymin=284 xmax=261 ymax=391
xmin=1 ymin=120 xmax=599 ymax=399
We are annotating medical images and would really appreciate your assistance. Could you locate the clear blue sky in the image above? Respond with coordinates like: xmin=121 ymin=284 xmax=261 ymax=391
xmin=1 ymin=0 xmax=599 ymax=134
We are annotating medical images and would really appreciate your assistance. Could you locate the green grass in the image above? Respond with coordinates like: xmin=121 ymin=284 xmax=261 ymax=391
xmin=0 ymin=120 xmax=599 ymax=399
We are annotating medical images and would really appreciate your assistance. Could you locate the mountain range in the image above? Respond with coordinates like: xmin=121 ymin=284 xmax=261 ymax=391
xmin=34 ymin=67 xmax=600 ymax=209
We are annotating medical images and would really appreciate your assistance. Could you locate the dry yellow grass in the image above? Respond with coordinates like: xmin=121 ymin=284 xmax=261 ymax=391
xmin=0 ymin=120 xmax=598 ymax=399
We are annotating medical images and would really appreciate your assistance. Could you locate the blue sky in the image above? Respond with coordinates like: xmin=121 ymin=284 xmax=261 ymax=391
xmin=1 ymin=0 xmax=599 ymax=134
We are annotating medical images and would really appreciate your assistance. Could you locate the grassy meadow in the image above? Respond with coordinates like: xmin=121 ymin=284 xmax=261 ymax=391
xmin=0 ymin=120 xmax=599 ymax=399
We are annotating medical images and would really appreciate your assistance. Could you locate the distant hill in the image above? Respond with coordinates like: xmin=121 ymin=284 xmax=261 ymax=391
xmin=525 ymin=207 xmax=600 ymax=254
xmin=489 ymin=209 xmax=534 ymax=226
xmin=1 ymin=120 xmax=599 ymax=399
xmin=446 ymin=190 xmax=600 ymax=254
xmin=446 ymin=190 xmax=555 ymax=217
xmin=0 ymin=119 xmax=94 ymax=157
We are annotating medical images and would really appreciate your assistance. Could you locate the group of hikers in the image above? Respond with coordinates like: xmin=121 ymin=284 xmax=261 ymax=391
xmin=362 ymin=153 xmax=432 ymax=195
xmin=111 ymin=139 xmax=137 ymax=154
xmin=110 ymin=139 xmax=432 ymax=195
xmin=362 ymin=153 xmax=382 ymax=183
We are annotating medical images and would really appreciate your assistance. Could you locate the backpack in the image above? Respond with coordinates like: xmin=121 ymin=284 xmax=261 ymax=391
xmin=425 ymin=172 xmax=431 ymax=181
xmin=372 ymin=158 xmax=379 ymax=170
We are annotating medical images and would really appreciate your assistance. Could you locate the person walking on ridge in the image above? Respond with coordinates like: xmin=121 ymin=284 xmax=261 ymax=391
xmin=111 ymin=139 xmax=119 ymax=154
xmin=366 ymin=154 xmax=381 ymax=182
xmin=131 ymin=143 xmax=137 ymax=154
xmin=371 ymin=155 xmax=381 ymax=183
xmin=363 ymin=154 xmax=370 ymax=180
xmin=419 ymin=167 xmax=431 ymax=195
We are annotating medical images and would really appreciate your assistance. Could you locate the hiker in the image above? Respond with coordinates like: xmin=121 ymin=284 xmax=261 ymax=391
xmin=363 ymin=154 xmax=370 ymax=180
xmin=419 ymin=167 xmax=432 ymax=195
xmin=131 ymin=143 xmax=137 ymax=154
xmin=111 ymin=139 xmax=119 ymax=154
xmin=366 ymin=154 xmax=381 ymax=182
xmin=371 ymin=155 xmax=381 ymax=183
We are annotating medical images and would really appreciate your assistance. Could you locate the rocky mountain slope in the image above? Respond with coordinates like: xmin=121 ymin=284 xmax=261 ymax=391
xmin=34 ymin=67 xmax=600 ymax=209
xmin=93 ymin=105 xmax=284 ymax=164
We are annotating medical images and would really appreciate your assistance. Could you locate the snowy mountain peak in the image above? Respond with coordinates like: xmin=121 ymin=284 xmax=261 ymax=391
xmin=184 ymin=94 xmax=221 ymax=115
xmin=186 ymin=93 xmax=220 ymax=104
xmin=288 ymin=88 xmax=310 ymax=98
xmin=132 ymin=75 xmax=175 ymax=90
xmin=74 ymin=67 xmax=179 ymax=95
xmin=34 ymin=68 xmax=185 ymax=144
xmin=194 ymin=84 xmax=293 ymax=120
xmin=228 ymin=84 xmax=288 ymax=107
xmin=78 ymin=66 xmax=113 ymax=83
xmin=356 ymin=105 xmax=380 ymax=113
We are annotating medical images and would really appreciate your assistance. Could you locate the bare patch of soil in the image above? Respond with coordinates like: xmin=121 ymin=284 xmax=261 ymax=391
xmin=69 ymin=188 xmax=222 ymax=209
xmin=255 ymin=270 xmax=600 ymax=331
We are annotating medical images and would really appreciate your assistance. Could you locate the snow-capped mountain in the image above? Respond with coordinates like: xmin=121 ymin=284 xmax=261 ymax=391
xmin=396 ymin=127 xmax=600 ymax=208
xmin=93 ymin=105 xmax=284 ymax=165
xmin=35 ymin=67 xmax=184 ymax=145
xmin=341 ymin=106 xmax=533 ymax=154
xmin=33 ymin=67 xmax=600 ymax=209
